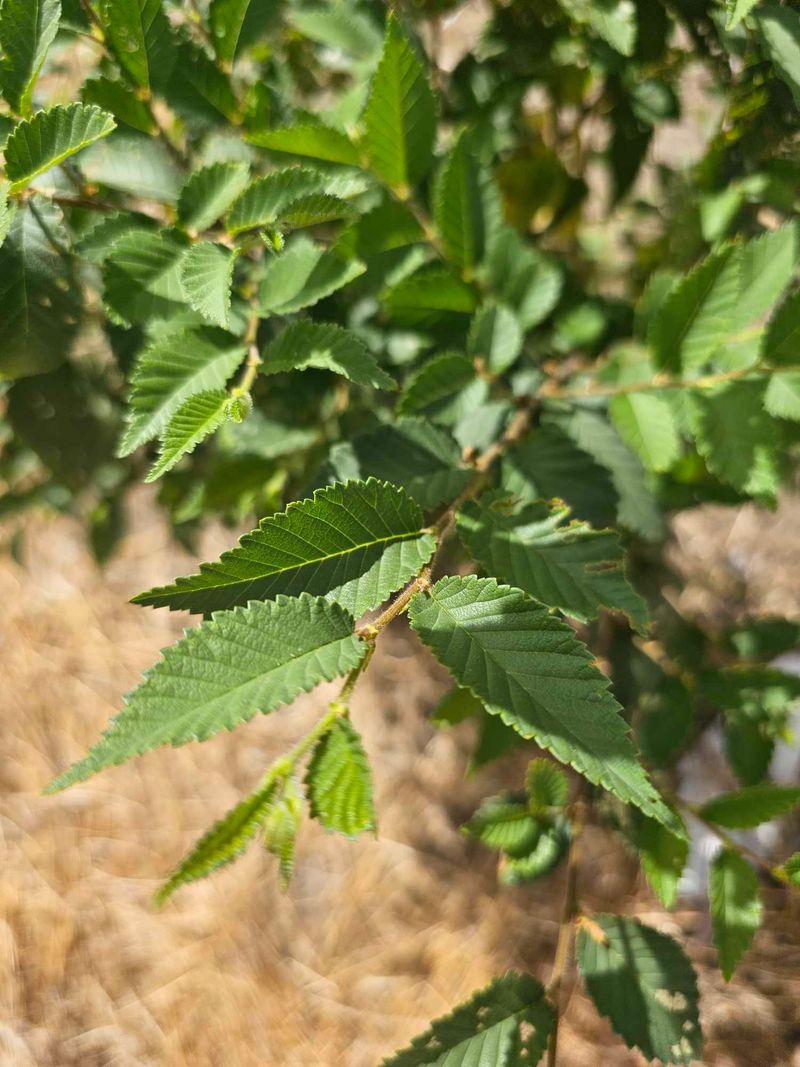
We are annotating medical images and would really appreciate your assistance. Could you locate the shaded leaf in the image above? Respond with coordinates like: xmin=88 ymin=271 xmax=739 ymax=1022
xmin=699 ymin=785 xmax=800 ymax=829
xmin=97 ymin=0 xmax=176 ymax=92
xmin=434 ymin=131 xmax=485 ymax=273
xmin=709 ymin=849 xmax=762 ymax=980
xmin=261 ymin=320 xmax=395 ymax=389
xmin=103 ymin=229 xmax=190 ymax=326
xmin=259 ymin=236 xmax=365 ymax=314
xmin=0 ymin=0 xmax=61 ymax=114
xmin=468 ymin=303 xmax=523 ymax=375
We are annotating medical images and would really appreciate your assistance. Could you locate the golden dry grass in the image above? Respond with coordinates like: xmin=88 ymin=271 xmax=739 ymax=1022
xmin=1 ymin=494 xmax=800 ymax=1066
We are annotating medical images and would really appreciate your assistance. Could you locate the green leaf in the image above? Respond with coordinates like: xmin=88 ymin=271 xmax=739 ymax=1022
xmin=259 ymin=236 xmax=365 ymax=315
xmin=484 ymin=225 xmax=563 ymax=329
xmin=0 ymin=0 xmax=60 ymax=115
xmin=699 ymin=785 xmax=800 ymax=829
xmin=634 ymin=814 xmax=688 ymax=909
xmin=778 ymin=853 xmax=800 ymax=885
xmin=209 ymin=0 xmax=265 ymax=64
xmin=687 ymin=380 xmax=780 ymax=499
xmin=179 ymin=241 xmax=240 ymax=329
xmin=79 ymin=128 xmax=182 ymax=202
xmin=0 ymin=197 xmax=80 ymax=380
xmin=177 ymin=161 xmax=249 ymax=233
xmin=409 ymin=576 xmax=680 ymax=831
xmin=362 ymin=13 xmax=436 ymax=191
xmin=4 ymin=104 xmax=116 ymax=192
xmin=82 ymin=74 xmax=155 ymax=134
xmin=336 ymin=197 xmax=423 ymax=257
xmin=47 ymin=594 xmax=366 ymax=792
xmin=288 ymin=3 xmax=382 ymax=60
xmin=758 ymin=3 xmax=800 ymax=107
xmin=500 ymin=821 xmax=569 ymax=885
xmin=96 ymin=0 xmax=176 ymax=92
xmin=727 ymin=0 xmax=762 ymax=29
xmin=648 ymin=245 xmax=740 ymax=373
xmin=709 ymin=849 xmax=762 ymax=981
xmin=762 ymin=290 xmax=800 ymax=366
xmin=577 ymin=915 xmax=702 ymax=1065
xmin=431 ymin=686 xmax=483 ymax=728
xmin=119 ymin=328 xmax=245 ymax=456
xmin=397 ymin=352 xmax=476 ymax=418
xmin=468 ymin=303 xmax=523 ymax=376
xmin=381 ymin=972 xmax=554 ymax=1067
xmin=249 ymin=123 xmax=361 ymax=166
xmin=164 ymin=39 xmax=238 ymax=126
xmin=526 ymin=759 xmax=569 ymax=810
xmin=263 ymin=774 xmax=303 ymax=890
xmin=456 ymin=495 xmax=649 ymax=632
xmin=727 ymin=223 xmax=799 ymax=337
xmin=609 ymin=392 xmax=681 ymax=473
xmin=156 ymin=777 xmax=280 ymax=902
xmin=306 ymin=718 xmax=375 ymax=837
xmin=226 ymin=168 xmax=329 ymax=234
xmin=384 ymin=266 xmax=478 ymax=323
xmin=146 ymin=388 xmax=229 ymax=481
xmin=280 ymin=193 xmax=356 ymax=230
xmin=103 ymin=229 xmax=190 ymax=326
xmin=560 ymin=0 xmax=638 ymax=55
xmin=434 ymin=131 xmax=486 ymax=273
xmin=463 ymin=796 xmax=541 ymax=856
xmin=261 ymin=320 xmax=394 ymax=390
xmin=765 ymin=372 xmax=800 ymax=420
xmin=133 ymin=479 xmax=436 ymax=616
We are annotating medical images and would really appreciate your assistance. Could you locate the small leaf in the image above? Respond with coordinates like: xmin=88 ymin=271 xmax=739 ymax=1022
xmin=226 ymin=168 xmax=328 ymax=234
xmin=500 ymin=821 xmax=569 ymax=885
xmin=634 ymin=814 xmax=688 ymax=909
xmin=178 ymin=161 xmax=250 ymax=233
xmin=362 ymin=13 xmax=436 ymax=191
xmin=263 ymin=775 xmax=303 ymax=890
xmin=577 ymin=914 xmax=702 ymax=1065
xmin=456 ymin=495 xmax=649 ymax=631
xmin=484 ymin=225 xmax=563 ymax=328
xmin=384 ymin=266 xmax=478 ymax=323
xmin=82 ymin=74 xmax=155 ymax=134
xmin=727 ymin=0 xmax=762 ymax=29
xmin=147 ymin=388 xmax=230 ymax=482
xmin=209 ymin=0 xmax=274 ymax=64
xmin=609 ymin=392 xmax=681 ymax=473
xmin=381 ymin=972 xmax=554 ymax=1067
xmin=103 ymin=229 xmax=190 ymax=326
xmin=47 ymin=595 xmax=366 ymax=791
xmin=261 ymin=320 xmax=394 ymax=390
xmin=249 ymin=123 xmax=361 ymax=166
xmin=306 ymin=718 xmax=375 ymax=837
xmin=5 ymin=104 xmax=116 ymax=192
xmin=468 ymin=302 xmax=523 ymax=375
xmin=778 ymin=852 xmax=800 ymax=885
xmin=180 ymin=241 xmax=240 ymax=328
xmin=259 ymin=236 xmax=365 ymax=315
xmin=526 ymin=759 xmax=569 ymax=810
xmin=709 ymin=849 xmax=762 ymax=980
xmin=96 ymin=0 xmax=176 ymax=92
xmin=409 ymin=575 xmax=681 ymax=832
xmin=434 ymin=130 xmax=486 ymax=272
xmin=699 ymin=785 xmax=800 ymax=829
xmin=463 ymin=796 xmax=541 ymax=857
xmin=397 ymin=352 xmax=477 ymax=418
xmin=560 ymin=0 xmax=638 ymax=55
xmin=279 ymin=192 xmax=356 ymax=230
xmin=0 ymin=0 xmax=61 ymax=114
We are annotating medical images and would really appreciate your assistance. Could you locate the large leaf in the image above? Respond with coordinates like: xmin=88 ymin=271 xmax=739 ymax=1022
xmin=261 ymin=320 xmax=395 ymax=390
xmin=82 ymin=74 xmax=155 ymax=134
xmin=0 ymin=0 xmax=61 ymax=114
xmin=648 ymin=245 xmax=740 ymax=374
xmin=384 ymin=266 xmax=478 ymax=323
xmin=177 ymin=161 xmax=250 ymax=232
xmin=0 ymin=198 xmax=79 ymax=379
xmin=80 ymin=128 xmax=182 ymax=202
xmin=5 ymin=104 xmax=116 ymax=192
xmin=226 ymin=168 xmax=328 ymax=234
xmin=709 ymin=849 xmax=762 ymax=981
xmin=249 ymin=124 xmax=361 ymax=166
xmin=361 ymin=13 xmax=436 ymax=190
xmin=133 ymin=479 xmax=436 ymax=617
xmin=409 ymin=576 xmax=680 ymax=831
xmin=96 ymin=0 xmax=176 ymax=92
xmin=609 ymin=392 xmax=680 ymax=473
xmin=456 ymin=495 xmax=648 ymax=632
xmin=381 ymin=972 xmax=554 ymax=1067
xmin=156 ymin=777 xmax=280 ymax=902
xmin=146 ymin=388 xmax=229 ymax=481
xmin=434 ymin=131 xmax=485 ymax=273
xmin=259 ymin=236 xmax=365 ymax=315
xmin=179 ymin=241 xmax=240 ymax=328
xmin=397 ymin=352 xmax=478 ymax=419
xmin=577 ymin=915 xmax=702 ymax=1065
xmin=306 ymin=718 xmax=375 ymax=836
xmin=699 ymin=784 xmax=800 ymax=829
xmin=758 ymin=3 xmax=800 ymax=106
xmin=47 ymin=594 xmax=366 ymax=791
xmin=103 ymin=229 xmax=190 ymax=326
xmin=119 ymin=328 xmax=245 ymax=456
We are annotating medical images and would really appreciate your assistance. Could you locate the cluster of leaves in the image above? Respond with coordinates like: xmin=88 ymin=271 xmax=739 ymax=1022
xmin=3 ymin=0 xmax=800 ymax=1064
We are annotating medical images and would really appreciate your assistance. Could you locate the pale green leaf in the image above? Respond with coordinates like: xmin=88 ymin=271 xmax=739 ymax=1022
xmin=5 ymin=104 xmax=116 ymax=192
xmin=261 ymin=320 xmax=394 ymax=389
xmin=209 ymin=0 xmax=271 ymax=64
xmin=468 ymin=303 xmax=523 ymax=375
xmin=249 ymin=124 xmax=361 ymax=166
xmin=434 ymin=131 xmax=485 ymax=272
xmin=0 ymin=0 xmax=60 ymax=114
xmin=79 ymin=128 xmax=182 ymax=202
xmin=306 ymin=718 xmax=375 ymax=836
xmin=288 ymin=3 xmax=382 ymax=60
xmin=362 ymin=13 xmax=436 ymax=190
xmin=577 ymin=915 xmax=702 ymax=1065
xmin=263 ymin=775 xmax=303 ymax=890
xmin=103 ymin=229 xmax=190 ymax=326
xmin=133 ymin=479 xmax=436 ymax=616
xmin=457 ymin=495 xmax=648 ymax=632
xmin=156 ymin=777 xmax=280 ymax=902
xmin=463 ymin=796 xmax=540 ymax=856
xmin=226 ymin=168 xmax=329 ymax=234
xmin=97 ymin=0 xmax=176 ymax=92
xmin=146 ymin=388 xmax=229 ymax=481
xmin=762 ymin=289 xmax=800 ymax=366
xmin=560 ymin=0 xmax=637 ymax=55
xmin=699 ymin=784 xmax=800 ymax=829
xmin=779 ymin=852 xmax=800 ymax=885
xmin=259 ymin=236 xmax=365 ymax=315
xmin=648 ymin=245 xmax=740 ymax=373
xmin=709 ymin=849 xmax=762 ymax=980
xmin=381 ymin=972 xmax=554 ymax=1067
xmin=179 ymin=241 xmax=240 ymax=328
xmin=526 ymin=759 xmax=569 ymax=810
xmin=727 ymin=0 xmax=762 ymax=29
xmin=46 ymin=594 xmax=366 ymax=791
xmin=609 ymin=392 xmax=681 ymax=473
xmin=634 ymin=815 xmax=688 ymax=909
xmin=758 ymin=3 xmax=800 ymax=106
xmin=178 ymin=161 xmax=249 ymax=233
xmin=764 ymin=371 xmax=800 ymax=419
xmin=409 ymin=576 xmax=681 ymax=831
xmin=119 ymin=328 xmax=245 ymax=456
xmin=484 ymin=225 xmax=563 ymax=329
